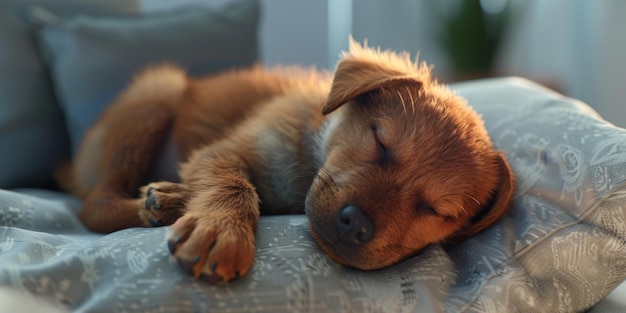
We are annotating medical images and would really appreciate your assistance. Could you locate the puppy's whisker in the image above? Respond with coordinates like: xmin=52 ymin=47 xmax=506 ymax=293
xmin=450 ymin=194 xmax=481 ymax=205
xmin=397 ymin=90 xmax=407 ymax=114
xmin=441 ymin=193 xmax=482 ymax=207
xmin=454 ymin=202 xmax=469 ymax=216
xmin=445 ymin=199 xmax=469 ymax=217
xmin=313 ymin=171 xmax=334 ymax=195
xmin=461 ymin=194 xmax=481 ymax=206
xmin=321 ymin=168 xmax=339 ymax=193
xmin=405 ymin=86 xmax=416 ymax=114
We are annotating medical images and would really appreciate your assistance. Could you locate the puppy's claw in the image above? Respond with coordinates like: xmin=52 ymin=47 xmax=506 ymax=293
xmin=199 ymin=266 xmax=240 ymax=283
xmin=145 ymin=193 xmax=157 ymax=210
xmin=140 ymin=182 xmax=185 ymax=227
xmin=199 ymin=273 xmax=224 ymax=284
xmin=176 ymin=258 xmax=197 ymax=276
xmin=148 ymin=218 xmax=163 ymax=227
xmin=168 ymin=237 xmax=181 ymax=254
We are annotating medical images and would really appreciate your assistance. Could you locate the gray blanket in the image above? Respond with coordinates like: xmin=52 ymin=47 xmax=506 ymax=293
xmin=2 ymin=77 xmax=626 ymax=312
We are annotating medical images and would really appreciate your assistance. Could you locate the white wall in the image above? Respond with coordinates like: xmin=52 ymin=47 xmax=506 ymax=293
xmin=259 ymin=0 xmax=329 ymax=69
xmin=496 ymin=0 xmax=626 ymax=127
xmin=259 ymin=0 xmax=626 ymax=127
xmin=258 ymin=0 xmax=353 ymax=70
xmin=258 ymin=0 xmax=450 ymax=75
xmin=600 ymin=2 xmax=626 ymax=127
xmin=351 ymin=1 xmax=452 ymax=78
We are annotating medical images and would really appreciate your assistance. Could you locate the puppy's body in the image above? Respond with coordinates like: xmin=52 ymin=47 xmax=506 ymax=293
xmin=60 ymin=41 xmax=514 ymax=283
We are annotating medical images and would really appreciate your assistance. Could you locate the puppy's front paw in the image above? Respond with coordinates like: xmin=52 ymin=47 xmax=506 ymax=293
xmin=138 ymin=182 xmax=187 ymax=227
xmin=167 ymin=213 xmax=256 ymax=283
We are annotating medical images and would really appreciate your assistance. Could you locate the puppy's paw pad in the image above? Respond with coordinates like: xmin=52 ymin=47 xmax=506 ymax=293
xmin=145 ymin=190 xmax=162 ymax=211
xmin=168 ymin=215 xmax=255 ymax=283
xmin=138 ymin=182 xmax=188 ymax=227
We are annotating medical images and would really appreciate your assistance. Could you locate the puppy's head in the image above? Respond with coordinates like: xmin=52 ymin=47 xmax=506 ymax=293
xmin=305 ymin=39 xmax=514 ymax=270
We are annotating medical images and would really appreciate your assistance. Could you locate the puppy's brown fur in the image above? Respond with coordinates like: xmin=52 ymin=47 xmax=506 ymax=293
xmin=58 ymin=40 xmax=514 ymax=283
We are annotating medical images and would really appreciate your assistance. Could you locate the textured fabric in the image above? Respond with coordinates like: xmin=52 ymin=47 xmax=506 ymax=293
xmin=31 ymin=0 xmax=259 ymax=154
xmin=0 ymin=8 xmax=70 ymax=189
xmin=1 ymin=77 xmax=626 ymax=312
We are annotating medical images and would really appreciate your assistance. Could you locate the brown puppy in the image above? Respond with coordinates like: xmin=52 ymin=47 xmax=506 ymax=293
xmin=58 ymin=40 xmax=514 ymax=283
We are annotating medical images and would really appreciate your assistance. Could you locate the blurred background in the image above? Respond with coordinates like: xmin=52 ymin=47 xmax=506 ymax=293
xmin=258 ymin=0 xmax=626 ymax=128
xmin=2 ymin=0 xmax=624 ymax=127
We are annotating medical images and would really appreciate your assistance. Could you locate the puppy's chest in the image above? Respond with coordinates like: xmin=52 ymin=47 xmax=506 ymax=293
xmin=253 ymin=131 xmax=317 ymax=214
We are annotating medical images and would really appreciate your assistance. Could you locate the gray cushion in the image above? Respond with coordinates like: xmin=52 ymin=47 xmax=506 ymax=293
xmin=1 ymin=77 xmax=625 ymax=312
xmin=31 ymin=1 xmax=259 ymax=154
xmin=0 ymin=8 xmax=69 ymax=189
xmin=450 ymin=78 xmax=626 ymax=311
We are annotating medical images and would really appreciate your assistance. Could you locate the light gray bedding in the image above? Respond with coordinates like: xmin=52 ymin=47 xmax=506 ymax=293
xmin=2 ymin=77 xmax=626 ymax=312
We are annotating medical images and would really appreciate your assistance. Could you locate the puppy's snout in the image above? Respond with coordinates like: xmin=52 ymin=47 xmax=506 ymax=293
xmin=336 ymin=205 xmax=374 ymax=245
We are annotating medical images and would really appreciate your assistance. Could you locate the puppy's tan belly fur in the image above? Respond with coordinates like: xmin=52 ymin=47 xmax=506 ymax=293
xmin=248 ymin=96 xmax=329 ymax=214
xmin=253 ymin=132 xmax=314 ymax=214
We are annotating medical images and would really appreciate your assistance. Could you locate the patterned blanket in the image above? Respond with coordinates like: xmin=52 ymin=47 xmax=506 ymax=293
xmin=2 ymin=78 xmax=626 ymax=312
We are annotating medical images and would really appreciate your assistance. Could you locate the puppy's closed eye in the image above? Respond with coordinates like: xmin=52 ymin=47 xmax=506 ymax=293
xmin=416 ymin=203 xmax=460 ymax=224
xmin=415 ymin=202 xmax=438 ymax=216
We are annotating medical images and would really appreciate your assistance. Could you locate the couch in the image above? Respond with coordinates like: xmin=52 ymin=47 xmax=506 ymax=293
xmin=1 ymin=1 xmax=626 ymax=312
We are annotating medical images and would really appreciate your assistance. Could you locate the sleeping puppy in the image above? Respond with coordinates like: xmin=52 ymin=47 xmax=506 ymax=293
xmin=57 ymin=40 xmax=514 ymax=283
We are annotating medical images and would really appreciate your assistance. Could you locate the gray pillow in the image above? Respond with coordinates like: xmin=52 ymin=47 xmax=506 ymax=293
xmin=31 ymin=1 xmax=259 ymax=154
xmin=0 ymin=8 xmax=69 ymax=189
xmin=450 ymin=78 xmax=626 ymax=312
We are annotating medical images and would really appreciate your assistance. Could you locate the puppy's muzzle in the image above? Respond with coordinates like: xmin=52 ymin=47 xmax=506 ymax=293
xmin=336 ymin=205 xmax=375 ymax=245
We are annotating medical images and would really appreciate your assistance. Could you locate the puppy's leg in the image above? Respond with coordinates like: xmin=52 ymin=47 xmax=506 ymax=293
xmin=165 ymin=146 xmax=259 ymax=283
xmin=66 ymin=66 xmax=189 ymax=233
xmin=77 ymin=103 xmax=177 ymax=233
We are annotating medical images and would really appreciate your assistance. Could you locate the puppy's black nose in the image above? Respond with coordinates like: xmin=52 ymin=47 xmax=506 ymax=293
xmin=336 ymin=205 xmax=375 ymax=245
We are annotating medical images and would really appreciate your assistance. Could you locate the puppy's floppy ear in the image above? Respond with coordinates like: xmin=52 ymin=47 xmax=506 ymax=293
xmin=322 ymin=40 xmax=424 ymax=115
xmin=447 ymin=152 xmax=515 ymax=242
xmin=322 ymin=60 xmax=422 ymax=115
